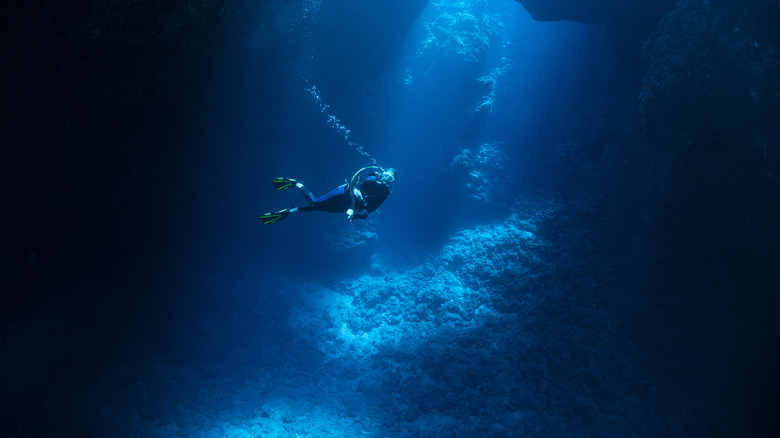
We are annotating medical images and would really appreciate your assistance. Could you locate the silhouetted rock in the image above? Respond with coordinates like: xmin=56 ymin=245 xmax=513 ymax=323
xmin=515 ymin=0 xmax=678 ymax=73
xmin=515 ymin=0 xmax=675 ymax=26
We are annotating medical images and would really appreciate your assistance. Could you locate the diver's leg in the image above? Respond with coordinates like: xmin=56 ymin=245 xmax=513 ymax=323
xmin=293 ymin=184 xmax=349 ymax=213
xmin=310 ymin=184 xmax=350 ymax=213
xmin=296 ymin=182 xmax=316 ymax=206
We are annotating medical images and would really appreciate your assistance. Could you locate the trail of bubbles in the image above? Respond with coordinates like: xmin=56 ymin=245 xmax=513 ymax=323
xmin=306 ymin=85 xmax=376 ymax=164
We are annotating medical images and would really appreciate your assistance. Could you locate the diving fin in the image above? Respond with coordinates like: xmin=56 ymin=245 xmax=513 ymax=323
xmin=272 ymin=177 xmax=297 ymax=191
xmin=259 ymin=208 xmax=293 ymax=225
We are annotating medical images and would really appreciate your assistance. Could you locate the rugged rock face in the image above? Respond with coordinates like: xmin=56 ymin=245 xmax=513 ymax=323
xmin=641 ymin=0 xmax=780 ymax=161
xmin=639 ymin=0 xmax=780 ymax=272
xmin=519 ymin=1 xmax=780 ymax=434
xmin=515 ymin=0 xmax=780 ymax=253
xmin=514 ymin=0 xmax=780 ymax=168
xmin=449 ymin=143 xmax=511 ymax=206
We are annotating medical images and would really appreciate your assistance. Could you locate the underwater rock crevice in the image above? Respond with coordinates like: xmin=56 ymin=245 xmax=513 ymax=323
xmin=514 ymin=0 xmax=679 ymax=76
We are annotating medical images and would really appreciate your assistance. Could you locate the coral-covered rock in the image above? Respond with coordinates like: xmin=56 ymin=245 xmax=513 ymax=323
xmin=417 ymin=0 xmax=504 ymax=63
xmin=317 ymin=218 xmax=379 ymax=251
xmin=439 ymin=208 xmax=550 ymax=290
xmin=449 ymin=142 xmax=510 ymax=204
xmin=294 ymin=195 xmax=558 ymax=362
xmin=401 ymin=0 xmax=508 ymax=105
xmin=283 ymin=194 xmax=677 ymax=436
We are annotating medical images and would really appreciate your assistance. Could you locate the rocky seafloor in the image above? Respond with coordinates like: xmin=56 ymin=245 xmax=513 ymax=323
xmin=76 ymin=194 xmax=687 ymax=437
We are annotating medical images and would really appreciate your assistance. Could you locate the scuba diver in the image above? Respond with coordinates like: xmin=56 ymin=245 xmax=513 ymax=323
xmin=259 ymin=166 xmax=396 ymax=225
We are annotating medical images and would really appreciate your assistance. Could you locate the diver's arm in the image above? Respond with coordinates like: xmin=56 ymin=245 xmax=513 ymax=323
xmin=348 ymin=176 xmax=383 ymax=220
xmin=347 ymin=184 xmax=365 ymax=220
xmin=347 ymin=195 xmax=367 ymax=220
xmin=349 ymin=178 xmax=388 ymax=220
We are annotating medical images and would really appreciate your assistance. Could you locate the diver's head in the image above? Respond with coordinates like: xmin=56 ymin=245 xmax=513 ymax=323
xmin=381 ymin=167 xmax=396 ymax=183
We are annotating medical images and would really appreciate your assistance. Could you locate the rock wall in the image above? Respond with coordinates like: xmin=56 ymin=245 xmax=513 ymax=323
xmin=638 ymin=1 xmax=780 ymax=266
xmin=514 ymin=0 xmax=780 ymax=170
xmin=641 ymin=0 xmax=780 ymax=160
xmin=515 ymin=0 xmax=780 ymax=435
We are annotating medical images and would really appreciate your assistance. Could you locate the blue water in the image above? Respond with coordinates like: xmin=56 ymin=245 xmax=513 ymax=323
xmin=114 ymin=2 xmax=636 ymax=436
xmin=183 ymin=0 xmax=599 ymax=271
xmin=2 ymin=0 xmax=778 ymax=437
xmin=117 ymin=3 xmax=606 ymax=435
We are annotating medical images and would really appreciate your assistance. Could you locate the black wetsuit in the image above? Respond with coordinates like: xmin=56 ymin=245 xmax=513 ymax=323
xmin=350 ymin=175 xmax=391 ymax=219
xmin=297 ymin=174 xmax=390 ymax=219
